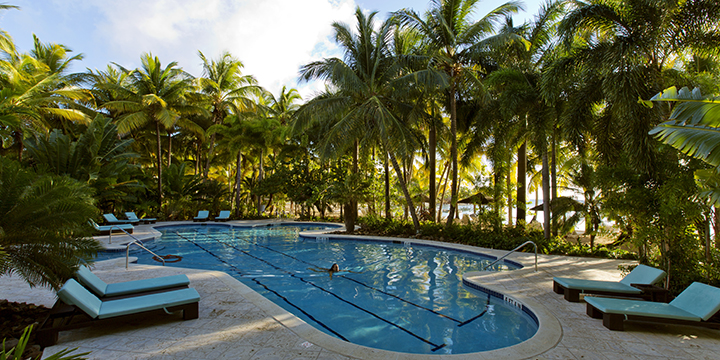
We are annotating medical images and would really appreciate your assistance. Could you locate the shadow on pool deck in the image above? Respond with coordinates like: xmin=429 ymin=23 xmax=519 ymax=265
xmin=2 ymin=221 xmax=719 ymax=360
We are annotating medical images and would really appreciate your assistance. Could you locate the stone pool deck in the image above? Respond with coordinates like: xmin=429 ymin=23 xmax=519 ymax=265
xmin=1 ymin=220 xmax=718 ymax=359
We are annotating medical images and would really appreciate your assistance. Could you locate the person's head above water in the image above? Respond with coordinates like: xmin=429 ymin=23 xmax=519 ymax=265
xmin=330 ymin=263 xmax=340 ymax=272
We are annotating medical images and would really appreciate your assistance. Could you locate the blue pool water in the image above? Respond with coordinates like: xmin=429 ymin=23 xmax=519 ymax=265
xmin=101 ymin=223 xmax=538 ymax=354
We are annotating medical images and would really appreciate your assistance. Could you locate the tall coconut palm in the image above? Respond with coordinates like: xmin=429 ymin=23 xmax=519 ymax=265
xmin=102 ymin=53 xmax=197 ymax=206
xmin=197 ymin=51 xmax=260 ymax=179
xmin=394 ymin=0 xmax=522 ymax=226
xmin=555 ymin=0 xmax=720 ymax=173
xmin=0 ymin=37 xmax=91 ymax=160
xmin=295 ymin=7 xmax=423 ymax=232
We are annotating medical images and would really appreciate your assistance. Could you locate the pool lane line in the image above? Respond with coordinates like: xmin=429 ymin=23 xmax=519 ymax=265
xmin=191 ymin=231 xmax=448 ymax=352
xmin=458 ymin=293 xmax=492 ymax=327
xmin=171 ymin=231 xmax=349 ymax=341
xmin=212 ymin=232 xmax=464 ymax=324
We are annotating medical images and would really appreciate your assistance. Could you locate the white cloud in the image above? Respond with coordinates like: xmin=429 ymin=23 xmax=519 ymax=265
xmin=81 ymin=0 xmax=357 ymax=100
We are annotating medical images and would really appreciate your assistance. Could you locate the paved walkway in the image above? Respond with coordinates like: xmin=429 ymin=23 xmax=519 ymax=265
xmin=1 ymin=221 xmax=718 ymax=359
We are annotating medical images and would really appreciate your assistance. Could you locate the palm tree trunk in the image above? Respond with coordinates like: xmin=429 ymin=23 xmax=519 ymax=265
xmin=517 ymin=141 xmax=527 ymax=226
xmin=235 ymin=151 xmax=243 ymax=217
xmin=204 ymin=133 xmax=216 ymax=179
xmin=437 ymin=161 xmax=450 ymax=222
xmin=384 ymin=151 xmax=391 ymax=219
xmin=551 ymin=127 xmax=558 ymax=236
xmin=446 ymin=80 xmax=458 ymax=227
xmin=167 ymin=132 xmax=172 ymax=167
xmin=429 ymin=122 xmax=437 ymax=222
xmin=387 ymin=148 xmax=420 ymax=233
xmin=257 ymin=149 xmax=264 ymax=214
xmin=542 ymin=146 xmax=550 ymax=239
xmin=155 ymin=121 xmax=163 ymax=206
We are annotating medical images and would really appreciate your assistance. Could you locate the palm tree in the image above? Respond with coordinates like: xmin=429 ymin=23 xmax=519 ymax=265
xmin=295 ymin=7 xmax=424 ymax=232
xmin=102 ymin=53 xmax=197 ymax=206
xmin=555 ymin=0 xmax=720 ymax=173
xmin=394 ymin=0 xmax=522 ymax=226
xmin=197 ymin=51 xmax=260 ymax=179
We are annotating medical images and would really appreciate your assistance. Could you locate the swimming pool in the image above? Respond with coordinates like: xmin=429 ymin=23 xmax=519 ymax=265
xmin=105 ymin=223 xmax=538 ymax=355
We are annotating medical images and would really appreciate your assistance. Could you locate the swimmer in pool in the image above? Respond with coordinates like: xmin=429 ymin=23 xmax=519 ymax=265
xmin=308 ymin=263 xmax=362 ymax=278
xmin=308 ymin=263 xmax=341 ymax=278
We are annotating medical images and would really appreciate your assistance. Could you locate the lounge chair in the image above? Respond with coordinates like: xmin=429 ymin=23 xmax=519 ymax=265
xmin=37 ymin=279 xmax=199 ymax=346
xmin=585 ymin=282 xmax=720 ymax=331
xmin=125 ymin=211 xmax=157 ymax=224
xmin=103 ymin=213 xmax=139 ymax=225
xmin=89 ymin=219 xmax=133 ymax=235
xmin=553 ymin=264 xmax=666 ymax=302
xmin=214 ymin=210 xmax=231 ymax=222
xmin=193 ymin=210 xmax=209 ymax=222
xmin=76 ymin=265 xmax=189 ymax=298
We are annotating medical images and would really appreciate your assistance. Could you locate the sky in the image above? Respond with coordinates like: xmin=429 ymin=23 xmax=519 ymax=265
xmin=0 ymin=0 xmax=545 ymax=100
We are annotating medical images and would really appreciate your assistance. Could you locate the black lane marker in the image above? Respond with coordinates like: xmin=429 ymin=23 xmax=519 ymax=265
xmin=458 ymin=293 xmax=492 ymax=327
xmin=172 ymin=231 xmax=348 ymax=341
xmin=192 ymin=231 xmax=448 ymax=352
xmin=213 ymin=232 xmax=463 ymax=324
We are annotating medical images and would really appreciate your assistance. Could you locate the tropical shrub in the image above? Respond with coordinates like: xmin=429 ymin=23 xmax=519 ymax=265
xmin=0 ymin=157 xmax=101 ymax=289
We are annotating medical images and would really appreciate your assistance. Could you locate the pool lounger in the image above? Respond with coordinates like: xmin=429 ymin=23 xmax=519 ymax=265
xmin=89 ymin=219 xmax=134 ymax=235
xmin=193 ymin=210 xmax=209 ymax=222
xmin=103 ymin=213 xmax=139 ymax=225
xmin=585 ymin=282 xmax=720 ymax=331
xmin=214 ymin=210 xmax=231 ymax=222
xmin=125 ymin=211 xmax=157 ymax=224
xmin=76 ymin=265 xmax=189 ymax=298
xmin=37 ymin=279 xmax=199 ymax=346
xmin=553 ymin=264 xmax=666 ymax=302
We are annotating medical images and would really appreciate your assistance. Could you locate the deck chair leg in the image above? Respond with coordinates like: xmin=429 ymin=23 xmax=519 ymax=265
xmin=603 ymin=313 xmax=624 ymax=331
xmin=564 ymin=288 xmax=580 ymax=302
xmin=183 ymin=302 xmax=199 ymax=320
xmin=36 ymin=328 xmax=59 ymax=347
xmin=586 ymin=303 xmax=603 ymax=319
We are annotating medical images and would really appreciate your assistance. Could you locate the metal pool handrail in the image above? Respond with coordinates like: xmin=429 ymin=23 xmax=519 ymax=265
xmin=111 ymin=227 xmax=166 ymax=269
xmin=482 ymin=240 xmax=537 ymax=272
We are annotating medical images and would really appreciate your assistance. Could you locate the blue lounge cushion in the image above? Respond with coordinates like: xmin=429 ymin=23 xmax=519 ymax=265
xmin=669 ymin=282 xmax=720 ymax=321
xmin=215 ymin=210 xmax=230 ymax=220
xmin=585 ymin=296 xmax=701 ymax=322
xmin=97 ymin=288 xmax=200 ymax=319
xmin=58 ymin=279 xmax=200 ymax=320
xmin=57 ymin=279 xmax=103 ymax=318
xmin=618 ymin=265 xmax=667 ymax=286
xmin=194 ymin=210 xmax=209 ymax=220
xmin=553 ymin=278 xmax=641 ymax=294
xmin=76 ymin=266 xmax=190 ymax=297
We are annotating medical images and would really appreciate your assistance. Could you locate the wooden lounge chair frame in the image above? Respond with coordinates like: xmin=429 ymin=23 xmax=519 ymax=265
xmin=587 ymin=302 xmax=720 ymax=331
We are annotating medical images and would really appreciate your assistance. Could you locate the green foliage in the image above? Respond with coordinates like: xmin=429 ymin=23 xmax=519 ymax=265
xmin=357 ymin=214 xmax=635 ymax=259
xmin=1 ymin=325 xmax=88 ymax=360
xmin=24 ymin=115 xmax=142 ymax=211
xmin=0 ymin=157 xmax=101 ymax=289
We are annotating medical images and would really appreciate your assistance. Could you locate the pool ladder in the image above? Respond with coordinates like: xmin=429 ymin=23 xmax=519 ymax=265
xmin=482 ymin=241 xmax=537 ymax=272
xmin=111 ymin=227 xmax=166 ymax=269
